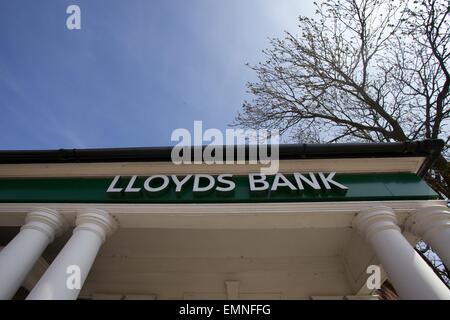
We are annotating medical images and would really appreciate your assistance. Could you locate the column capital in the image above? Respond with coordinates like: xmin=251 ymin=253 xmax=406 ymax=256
xmin=21 ymin=207 xmax=67 ymax=242
xmin=75 ymin=208 xmax=118 ymax=243
xmin=352 ymin=206 xmax=400 ymax=242
xmin=405 ymin=205 xmax=450 ymax=241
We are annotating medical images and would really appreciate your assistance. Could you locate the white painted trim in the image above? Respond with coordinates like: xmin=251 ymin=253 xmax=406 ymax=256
xmin=0 ymin=157 xmax=425 ymax=178
xmin=225 ymin=281 xmax=240 ymax=300
xmin=0 ymin=200 xmax=445 ymax=229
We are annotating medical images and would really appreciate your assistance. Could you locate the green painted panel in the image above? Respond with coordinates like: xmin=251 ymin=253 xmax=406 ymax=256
xmin=0 ymin=173 xmax=439 ymax=204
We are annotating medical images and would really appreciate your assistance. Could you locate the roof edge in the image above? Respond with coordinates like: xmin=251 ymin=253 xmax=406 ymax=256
xmin=0 ymin=140 xmax=444 ymax=175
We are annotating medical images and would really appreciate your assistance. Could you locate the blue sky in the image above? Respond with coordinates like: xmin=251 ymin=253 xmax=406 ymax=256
xmin=0 ymin=0 xmax=313 ymax=150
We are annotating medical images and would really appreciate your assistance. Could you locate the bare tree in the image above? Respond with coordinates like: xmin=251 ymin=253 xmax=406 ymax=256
xmin=235 ymin=0 xmax=450 ymax=197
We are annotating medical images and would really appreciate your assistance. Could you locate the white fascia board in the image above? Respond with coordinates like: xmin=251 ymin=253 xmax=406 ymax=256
xmin=0 ymin=157 xmax=426 ymax=178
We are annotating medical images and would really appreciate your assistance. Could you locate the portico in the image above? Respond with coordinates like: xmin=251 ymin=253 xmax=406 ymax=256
xmin=0 ymin=140 xmax=448 ymax=300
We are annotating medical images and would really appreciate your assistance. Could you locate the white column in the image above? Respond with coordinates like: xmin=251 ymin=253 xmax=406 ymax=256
xmin=405 ymin=205 xmax=450 ymax=269
xmin=26 ymin=208 xmax=117 ymax=300
xmin=353 ymin=206 xmax=450 ymax=300
xmin=0 ymin=208 xmax=66 ymax=300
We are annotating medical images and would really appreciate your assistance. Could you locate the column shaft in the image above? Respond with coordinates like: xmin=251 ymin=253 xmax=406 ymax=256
xmin=354 ymin=206 xmax=450 ymax=300
xmin=406 ymin=205 xmax=450 ymax=269
xmin=26 ymin=229 xmax=102 ymax=300
xmin=369 ymin=228 xmax=450 ymax=299
xmin=425 ymin=229 xmax=450 ymax=269
xmin=26 ymin=208 xmax=117 ymax=300
xmin=0 ymin=208 xmax=65 ymax=300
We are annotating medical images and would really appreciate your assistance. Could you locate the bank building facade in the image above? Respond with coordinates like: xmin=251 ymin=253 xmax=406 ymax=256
xmin=0 ymin=139 xmax=449 ymax=300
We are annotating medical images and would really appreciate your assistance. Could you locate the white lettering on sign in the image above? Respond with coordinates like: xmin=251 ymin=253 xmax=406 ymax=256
xmin=193 ymin=174 xmax=215 ymax=192
xmin=271 ymin=173 xmax=297 ymax=191
xmin=318 ymin=172 xmax=348 ymax=190
xmin=216 ymin=174 xmax=235 ymax=192
xmin=125 ymin=175 xmax=141 ymax=192
xmin=248 ymin=173 xmax=269 ymax=191
xmin=171 ymin=175 xmax=192 ymax=192
xmin=144 ymin=175 xmax=169 ymax=192
xmin=293 ymin=172 xmax=321 ymax=190
xmin=107 ymin=175 xmax=122 ymax=192
xmin=106 ymin=173 xmax=348 ymax=194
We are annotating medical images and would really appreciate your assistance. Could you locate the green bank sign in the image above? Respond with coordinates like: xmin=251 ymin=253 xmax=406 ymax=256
xmin=0 ymin=172 xmax=439 ymax=204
